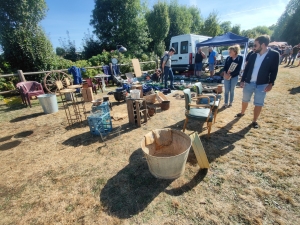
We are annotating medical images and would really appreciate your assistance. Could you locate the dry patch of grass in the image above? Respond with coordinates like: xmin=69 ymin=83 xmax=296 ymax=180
xmin=0 ymin=66 xmax=300 ymax=224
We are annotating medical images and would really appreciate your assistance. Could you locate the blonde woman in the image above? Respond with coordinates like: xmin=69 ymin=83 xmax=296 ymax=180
xmin=222 ymin=45 xmax=243 ymax=108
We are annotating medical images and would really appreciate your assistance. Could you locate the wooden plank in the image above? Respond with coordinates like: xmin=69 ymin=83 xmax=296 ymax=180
xmin=17 ymin=70 xmax=26 ymax=82
xmin=126 ymin=99 xmax=135 ymax=124
xmin=135 ymin=100 xmax=141 ymax=127
xmin=190 ymin=132 xmax=210 ymax=169
xmin=132 ymin=58 xmax=142 ymax=77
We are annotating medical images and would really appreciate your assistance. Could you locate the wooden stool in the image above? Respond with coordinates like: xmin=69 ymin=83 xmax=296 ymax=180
xmin=126 ymin=98 xmax=148 ymax=127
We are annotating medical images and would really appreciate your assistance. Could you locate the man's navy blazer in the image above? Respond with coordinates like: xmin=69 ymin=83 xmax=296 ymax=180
xmin=241 ymin=49 xmax=280 ymax=86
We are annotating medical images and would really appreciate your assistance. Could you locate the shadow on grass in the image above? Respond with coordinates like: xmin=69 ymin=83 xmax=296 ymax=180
xmin=10 ymin=112 xmax=44 ymax=123
xmin=62 ymin=123 xmax=137 ymax=147
xmin=202 ymin=119 xmax=251 ymax=163
xmin=99 ymin=118 xmax=250 ymax=218
xmin=0 ymin=140 xmax=22 ymax=151
xmin=166 ymin=118 xmax=251 ymax=163
xmin=0 ymin=130 xmax=33 ymax=151
xmin=289 ymin=86 xmax=300 ymax=95
xmin=0 ymin=135 xmax=13 ymax=142
xmin=99 ymin=148 xmax=207 ymax=219
xmin=0 ymin=103 xmax=27 ymax=113
xmin=14 ymin=130 xmax=34 ymax=138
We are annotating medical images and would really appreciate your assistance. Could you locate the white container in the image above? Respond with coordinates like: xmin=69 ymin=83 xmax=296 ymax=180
xmin=141 ymin=129 xmax=192 ymax=179
xmin=130 ymin=89 xmax=140 ymax=99
xmin=37 ymin=94 xmax=58 ymax=114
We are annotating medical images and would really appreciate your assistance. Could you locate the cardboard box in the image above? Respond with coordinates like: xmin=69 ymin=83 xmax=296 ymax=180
xmin=82 ymin=87 xmax=94 ymax=102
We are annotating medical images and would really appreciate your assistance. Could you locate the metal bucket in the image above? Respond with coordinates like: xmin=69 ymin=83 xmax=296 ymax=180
xmin=37 ymin=94 xmax=58 ymax=114
xmin=141 ymin=129 xmax=191 ymax=179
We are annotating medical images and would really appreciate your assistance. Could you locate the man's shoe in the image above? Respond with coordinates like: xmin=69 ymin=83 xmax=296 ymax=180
xmin=251 ymin=121 xmax=259 ymax=129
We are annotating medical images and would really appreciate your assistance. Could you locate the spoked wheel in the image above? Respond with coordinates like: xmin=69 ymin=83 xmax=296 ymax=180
xmin=43 ymin=71 xmax=73 ymax=93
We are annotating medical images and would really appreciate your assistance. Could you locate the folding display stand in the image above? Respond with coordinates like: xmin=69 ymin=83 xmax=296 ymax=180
xmin=58 ymin=89 xmax=87 ymax=126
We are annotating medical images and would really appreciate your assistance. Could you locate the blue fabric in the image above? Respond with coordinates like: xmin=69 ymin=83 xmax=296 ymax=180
xmin=223 ymin=76 xmax=239 ymax=104
xmin=209 ymin=51 xmax=216 ymax=64
xmin=102 ymin=65 xmax=113 ymax=81
xmin=164 ymin=66 xmax=174 ymax=88
xmin=112 ymin=64 xmax=120 ymax=75
xmin=142 ymin=84 xmax=152 ymax=93
xmin=68 ymin=66 xmax=83 ymax=85
xmin=196 ymin=32 xmax=249 ymax=47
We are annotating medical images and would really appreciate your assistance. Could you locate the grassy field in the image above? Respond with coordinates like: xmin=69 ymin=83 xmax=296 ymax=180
xmin=0 ymin=66 xmax=299 ymax=225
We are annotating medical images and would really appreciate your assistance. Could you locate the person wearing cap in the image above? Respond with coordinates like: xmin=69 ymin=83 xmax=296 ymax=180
xmin=161 ymin=47 xmax=176 ymax=89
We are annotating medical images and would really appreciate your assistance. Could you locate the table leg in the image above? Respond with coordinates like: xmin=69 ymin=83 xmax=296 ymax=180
xmin=101 ymin=78 xmax=106 ymax=91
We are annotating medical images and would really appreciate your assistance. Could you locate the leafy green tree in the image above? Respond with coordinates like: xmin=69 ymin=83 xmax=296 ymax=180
xmin=81 ymin=30 xmax=103 ymax=59
xmin=165 ymin=1 xmax=192 ymax=48
xmin=241 ymin=29 xmax=258 ymax=38
xmin=56 ymin=47 xmax=66 ymax=57
xmin=90 ymin=0 xmax=151 ymax=54
xmin=220 ymin=21 xmax=232 ymax=34
xmin=0 ymin=0 xmax=55 ymax=72
xmin=188 ymin=6 xmax=204 ymax=34
xmin=58 ymin=31 xmax=81 ymax=62
xmin=252 ymin=26 xmax=272 ymax=36
xmin=202 ymin=12 xmax=221 ymax=37
xmin=272 ymin=0 xmax=300 ymax=45
xmin=231 ymin=24 xmax=241 ymax=35
xmin=146 ymin=2 xmax=170 ymax=56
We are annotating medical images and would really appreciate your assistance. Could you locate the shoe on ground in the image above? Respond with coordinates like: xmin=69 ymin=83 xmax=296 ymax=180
xmin=223 ymin=104 xmax=228 ymax=108
xmin=235 ymin=113 xmax=244 ymax=118
xmin=251 ymin=121 xmax=259 ymax=129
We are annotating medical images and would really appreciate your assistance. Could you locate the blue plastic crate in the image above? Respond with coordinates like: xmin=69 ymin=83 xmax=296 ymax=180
xmin=91 ymin=101 xmax=110 ymax=115
xmin=88 ymin=112 xmax=112 ymax=136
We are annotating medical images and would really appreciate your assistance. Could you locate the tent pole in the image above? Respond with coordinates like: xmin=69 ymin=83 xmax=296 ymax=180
xmin=241 ymin=42 xmax=248 ymax=73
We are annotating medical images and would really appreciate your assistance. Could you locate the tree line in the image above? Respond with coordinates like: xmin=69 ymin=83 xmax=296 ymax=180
xmin=0 ymin=0 xmax=299 ymax=74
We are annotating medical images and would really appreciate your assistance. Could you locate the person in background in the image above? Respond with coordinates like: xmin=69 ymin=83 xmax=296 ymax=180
xmin=160 ymin=51 xmax=168 ymax=83
xmin=280 ymin=46 xmax=288 ymax=64
xmin=246 ymin=46 xmax=256 ymax=64
xmin=236 ymin=35 xmax=280 ymax=129
xmin=222 ymin=45 xmax=243 ymax=108
xmin=151 ymin=69 xmax=161 ymax=82
xmin=195 ymin=47 xmax=206 ymax=76
xmin=296 ymin=50 xmax=300 ymax=67
xmin=145 ymin=75 xmax=151 ymax=82
xmin=208 ymin=47 xmax=217 ymax=77
xmin=162 ymin=47 xmax=176 ymax=89
xmin=287 ymin=44 xmax=300 ymax=66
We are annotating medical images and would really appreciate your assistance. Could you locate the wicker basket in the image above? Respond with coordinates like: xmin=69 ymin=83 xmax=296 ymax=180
xmin=143 ymin=93 xmax=157 ymax=104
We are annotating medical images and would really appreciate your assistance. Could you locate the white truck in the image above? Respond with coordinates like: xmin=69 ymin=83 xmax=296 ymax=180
xmin=169 ymin=34 xmax=220 ymax=73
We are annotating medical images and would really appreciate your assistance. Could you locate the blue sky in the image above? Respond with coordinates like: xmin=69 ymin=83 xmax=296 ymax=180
xmin=40 ymin=0 xmax=288 ymax=50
